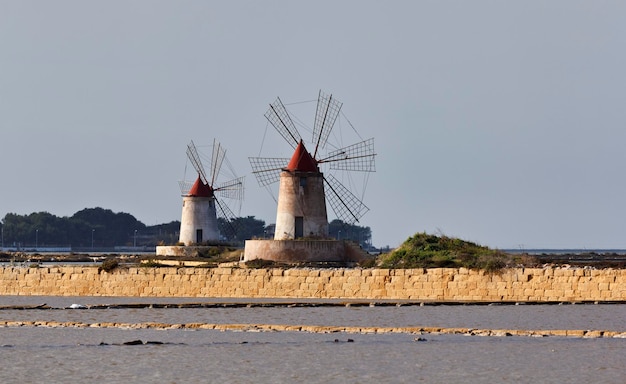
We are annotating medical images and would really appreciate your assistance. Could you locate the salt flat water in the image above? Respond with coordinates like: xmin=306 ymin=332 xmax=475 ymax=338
xmin=1 ymin=296 xmax=625 ymax=383
xmin=2 ymin=296 xmax=626 ymax=331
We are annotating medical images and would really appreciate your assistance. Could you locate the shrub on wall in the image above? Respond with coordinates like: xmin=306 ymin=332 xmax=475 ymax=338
xmin=378 ymin=232 xmax=512 ymax=270
xmin=99 ymin=258 xmax=119 ymax=273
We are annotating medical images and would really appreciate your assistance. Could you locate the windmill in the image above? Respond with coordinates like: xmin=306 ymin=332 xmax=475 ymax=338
xmin=249 ymin=90 xmax=375 ymax=241
xmin=178 ymin=139 xmax=244 ymax=245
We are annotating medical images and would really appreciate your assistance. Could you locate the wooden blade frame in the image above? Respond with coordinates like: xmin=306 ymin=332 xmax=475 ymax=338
xmin=209 ymin=138 xmax=226 ymax=187
xmin=313 ymin=90 xmax=343 ymax=159
xmin=178 ymin=180 xmax=194 ymax=196
xmin=322 ymin=138 xmax=376 ymax=172
xmin=214 ymin=176 xmax=245 ymax=200
xmin=265 ymin=97 xmax=302 ymax=149
xmin=249 ymin=157 xmax=290 ymax=187
xmin=186 ymin=140 xmax=208 ymax=185
xmin=323 ymin=173 xmax=370 ymax=225
xmin=215 ymin=197 xmax=239 ymax=240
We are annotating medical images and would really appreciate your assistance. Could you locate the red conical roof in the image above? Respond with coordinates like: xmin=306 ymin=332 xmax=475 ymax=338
xmin=286 ymin=141 xmax=318 ymax=172
xmin=187 ymin=176 xmax=213 ymax=197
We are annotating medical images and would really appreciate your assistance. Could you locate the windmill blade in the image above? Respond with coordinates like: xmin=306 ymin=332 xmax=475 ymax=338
xmin=249 ymin=157 xmax=290 ymax=187
xmin=313 ymin=90 xmax=343 ymax=159
xmin=178 ymin=180 xmax=194 ymax=195
xmin=323 ymin=173 xmax=370 ymax=225
xmin=186 ymin=140 xmax=208 ymax=184
xmin=215 ymin=197 xmax=239 ymax=240
xmin=214 ymin=176 xmax=245 ymax=200
xmin=320 ymin=138 xmax=376 ymax=172
xmin=265 ymin=97 xmax=302 ymax=149
xmin=209 ymin=139 xmax=226 ymax=187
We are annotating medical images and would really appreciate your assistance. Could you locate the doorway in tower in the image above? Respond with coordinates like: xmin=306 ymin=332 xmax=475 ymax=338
xmin=196 ymin=229 xmax=203 ymax=244
xmin=294 ymin=216 xmax=304 ymax=238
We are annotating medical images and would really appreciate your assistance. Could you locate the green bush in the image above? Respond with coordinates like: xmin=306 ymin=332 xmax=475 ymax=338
xmin=378 ymin=232 xmax=513 ymax=271
xmin=99 ymin=258 xmax=119 ymax=272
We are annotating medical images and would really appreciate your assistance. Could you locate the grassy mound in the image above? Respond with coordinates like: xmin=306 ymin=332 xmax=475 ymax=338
xmin=378 ymin=232 xmax=518 ymax=271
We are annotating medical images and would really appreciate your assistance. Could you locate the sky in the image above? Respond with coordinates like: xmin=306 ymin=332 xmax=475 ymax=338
xmin=1 ymin=1 xmax=626 ymax=250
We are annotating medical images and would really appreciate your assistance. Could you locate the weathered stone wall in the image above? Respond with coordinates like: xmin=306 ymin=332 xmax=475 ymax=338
xmin=1 ymin=266 xmax=625 ymax=301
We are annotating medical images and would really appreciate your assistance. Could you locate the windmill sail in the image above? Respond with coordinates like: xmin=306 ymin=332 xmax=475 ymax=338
xmin=178 ymin=180 xmax=195 ymax=196
xmin=249 ymin=157 xmax=290 ymax=187
xmin=215 ymin=197 xmax=239 ymax=239
xmin=186 ymin=140 xmax=208 ymax=184
xmin=323 ymin=173 xmax=370 ymax=225
xmin=322 ymin=138 xmax=376 ymax=172
xmin=313 ymin=90 xmax=343 ymax=158
xmin=215 ymin=176 xmax=245 ymax=200
xmin=209 ymin=138 xmax=226 ymax=187
xmin=265 ymin=97 xmax=302 ymax=149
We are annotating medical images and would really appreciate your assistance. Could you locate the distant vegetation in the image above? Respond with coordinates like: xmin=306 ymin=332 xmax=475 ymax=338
xmin=0 ymin=208 xmax=373 ymax=249
xmin=0 ymin=208 xmax=178 ymax=249
xmin=374 ymin=232 xmax=536 ymax=271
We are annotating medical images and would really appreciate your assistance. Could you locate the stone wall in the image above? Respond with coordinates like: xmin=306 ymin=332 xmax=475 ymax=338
xmin=1 ymin=266 xmax=625 ymax=301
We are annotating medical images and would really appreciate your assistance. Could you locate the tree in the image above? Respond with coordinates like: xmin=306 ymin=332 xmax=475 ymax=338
xmin=1 ymin=209 xmax=376 ymax=249
xmin=71 ymin=208 xmax=146 ymax=246
xmin=218 ymin=216 xmax=266 ymax=243
xmin=145 ymin=221 xmax=180 ymax=245
xmin=1 ymin=208 xmax=147 ymax=248
xmin=328 ymin=219 xmax=372 ymax=249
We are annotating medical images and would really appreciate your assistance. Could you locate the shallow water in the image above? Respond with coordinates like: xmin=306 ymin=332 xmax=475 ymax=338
xmin=1 ymin=296 xmax=625 ymax=331
xmin=1 ymin=296 xmax=625 ymax=383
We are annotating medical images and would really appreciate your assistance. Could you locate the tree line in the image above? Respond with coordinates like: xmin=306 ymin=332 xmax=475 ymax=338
xmin=0 ymin=208 xmax=175 ymax=249
xmin=1 ymin=208 xmax=372 ymax=249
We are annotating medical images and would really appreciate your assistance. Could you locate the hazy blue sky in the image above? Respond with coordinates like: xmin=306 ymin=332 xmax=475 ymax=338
xmin=2 ymin=1 xmax=625 ymax=249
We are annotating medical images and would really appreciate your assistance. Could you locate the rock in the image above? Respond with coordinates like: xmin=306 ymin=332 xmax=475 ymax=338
xmin=583 ymin=330 xmax=603 ymax=338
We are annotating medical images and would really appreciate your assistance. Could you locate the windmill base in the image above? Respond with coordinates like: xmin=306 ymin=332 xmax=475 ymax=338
xmin=243 ymin=239 xmax=365 ymax=263
xmin=156 ymin=245 xmax=222 ymax=258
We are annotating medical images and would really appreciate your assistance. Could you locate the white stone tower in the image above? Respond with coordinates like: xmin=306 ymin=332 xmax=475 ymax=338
xmin=274 ymin=141 xmax=328 ymax=240
xmin=178 ymin=176 xmax=219 ymax=245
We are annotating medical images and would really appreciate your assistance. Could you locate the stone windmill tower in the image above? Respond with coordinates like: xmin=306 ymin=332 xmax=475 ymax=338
xmin=246 ymin=91 xmax=375 ymax=262
xmin=274 ymin=140 xmax=329 ymax=239
xmin=178 ymin=140 xmax=244 ymax=245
